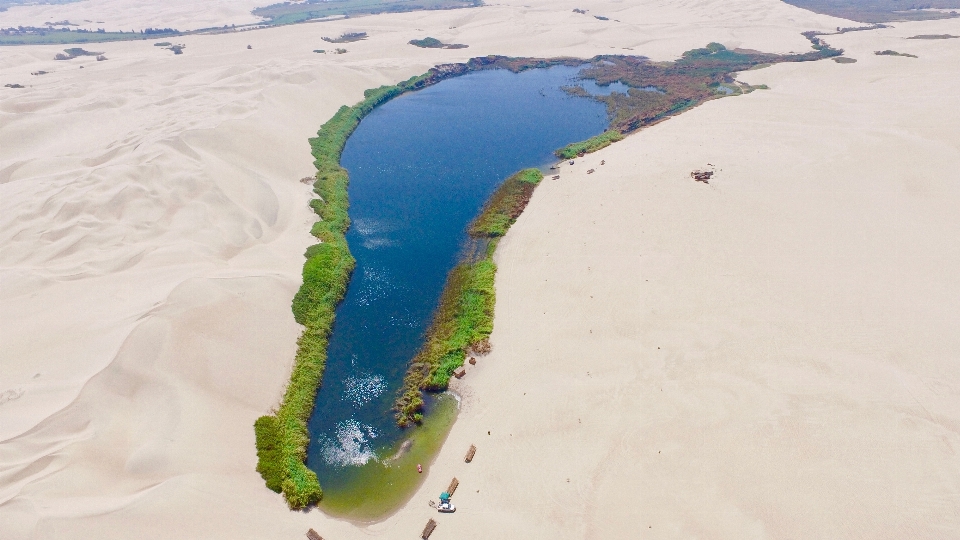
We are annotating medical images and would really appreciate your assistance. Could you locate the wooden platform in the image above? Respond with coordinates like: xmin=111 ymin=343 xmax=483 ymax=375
xmin=465 ymin=444 xmax=476 ymax=463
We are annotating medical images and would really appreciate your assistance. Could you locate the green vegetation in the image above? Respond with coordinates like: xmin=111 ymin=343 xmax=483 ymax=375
xmin=739 ymin=82 xmax=770 ymax=92
xmin=409 ymin=37 xmax=469 ymax=49
xmin=313 ymin=49 xmax=326 ymax=54
xmin=780 ymin=0 xmax=960 ymax=23
xmin=410 ymin=37 xmax=444 ymax=48
xmin=322 ymin=32 xmax=367 ymax=44
xmin=254 ymin=72 xmax=435 ymax=509
xmin=54 ymin=47 xmax=101 ymax=60
xmin=1 ymin=27 xmax=180 ymax=46
xmin=470 ymin=169 xmax=543 ymax=237
xmin=259 ymin=40 xmax=848 ymax=506
xmin=0 ymin=0 xmax=82 ymax=7
xmin=253 ymin=0 xmax=482 ymax=26
xmin=1 ymin=0 xmax=479 ymax=45
xmin=833 ymin=57 xmax=858 ymax=64
xmin=875 ymin=49 xmax=919 ymax=58
xmin=395 ymin=254 xmax=496 ymax=426
xmin=907 ymin=34 xmax=959 ymax=39
xmin=573 ymin=41 xmax=840 ymax=134
xmin=555 ymin=130 xmax=623 ymax=159
xmin=395 ymin=41 xmax=847 ymax=425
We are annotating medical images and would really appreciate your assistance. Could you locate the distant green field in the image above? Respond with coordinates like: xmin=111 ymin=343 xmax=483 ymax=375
xmin=0 ymin=0 xmax=80 ymax=8
xmin=780 ymin=0 xmax=960 ymax=23
xmin=253 ymin=0 xmax=482 ymax=26
xmin=0 ymin=30 xmax=178 ymax=46
xmin=0 ymin=0 xmax=482 ymax=46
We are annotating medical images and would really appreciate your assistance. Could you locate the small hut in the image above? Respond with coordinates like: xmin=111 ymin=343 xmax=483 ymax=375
xmin=465 ymin=444 xmax=477 ymax=463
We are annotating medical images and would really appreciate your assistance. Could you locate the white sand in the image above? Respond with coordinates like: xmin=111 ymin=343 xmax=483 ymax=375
xmin=2 ymin=1 xmax=960 ymax=538
xmin=0 ymin=0 xmax=264 ymax=33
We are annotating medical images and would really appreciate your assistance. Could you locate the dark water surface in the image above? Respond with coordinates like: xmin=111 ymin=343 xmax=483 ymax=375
xmin=305 ymin=65 xmax=610 ymax=517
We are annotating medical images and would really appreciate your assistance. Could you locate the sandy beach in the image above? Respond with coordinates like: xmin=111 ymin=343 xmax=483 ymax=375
xmin=2 ymin=0 xmax=960 ymax=538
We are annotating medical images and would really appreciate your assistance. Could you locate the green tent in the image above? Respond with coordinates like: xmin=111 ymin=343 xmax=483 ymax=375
xmin=439 ymin=492 xmax=450 ymax=501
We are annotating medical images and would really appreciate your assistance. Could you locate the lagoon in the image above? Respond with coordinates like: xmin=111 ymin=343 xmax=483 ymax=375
xmin=305 ymin=65 xmax=611 ymax=518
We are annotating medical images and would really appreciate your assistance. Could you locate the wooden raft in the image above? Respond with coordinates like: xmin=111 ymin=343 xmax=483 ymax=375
xmin=447 ymin=477 xmax=459 ymax=495
xmin=305 ymin=529 xmax=323 ymax=540
xmin=464 ymin=444 xmax=476 ymax=463
xmin=422 ymin=518 xmax=437 ymax=539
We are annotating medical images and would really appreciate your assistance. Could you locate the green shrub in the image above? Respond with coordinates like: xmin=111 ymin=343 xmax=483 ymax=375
xmin=254 ymin=415 xmax=283 ymax=492
xmin=470 ymin=168 xmax=543 ymax=237
xmin=252 ymin=70 xmax=448 ymax=508
xmin=555 ymin=130 xmax=624 ymax=159
xmin=410 ymin=37 xmax=444 ymax=48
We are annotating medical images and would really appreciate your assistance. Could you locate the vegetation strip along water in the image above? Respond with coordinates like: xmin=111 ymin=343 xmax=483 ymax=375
xmin=257 ymin=35 xmax=845 ymax=508
xmin=393 ymin=168 xmax=543 ymax=426
xmin=253 ymin=56 xmax=590 ymax=509
xmin=0 ymin=0 xmax=482 ymax=45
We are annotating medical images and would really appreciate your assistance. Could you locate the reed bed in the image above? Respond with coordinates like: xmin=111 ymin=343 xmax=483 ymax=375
xmin=254 ymin=74 xmax=430 ymax=508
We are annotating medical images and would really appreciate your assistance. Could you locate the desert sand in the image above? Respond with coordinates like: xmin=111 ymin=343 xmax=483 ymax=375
xmin=0 ymin=0 xmax=265 ymax=33
xmin=2 ymin=1 xmax=959 ymax=538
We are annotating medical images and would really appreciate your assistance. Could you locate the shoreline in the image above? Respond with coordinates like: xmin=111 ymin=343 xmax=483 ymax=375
xmin=257 ymin=56 xmax=605 ymax=509
xmin=261 ymin=36 xmax=849 ymax=512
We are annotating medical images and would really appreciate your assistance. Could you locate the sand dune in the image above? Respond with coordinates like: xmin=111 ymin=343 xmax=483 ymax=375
xmin=0 ymin=0 xmax=264 ymax=33
xmin=2 ymin=0 xmax=959 ymax=538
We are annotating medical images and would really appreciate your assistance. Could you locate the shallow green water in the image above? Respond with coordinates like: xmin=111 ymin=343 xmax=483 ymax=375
xmin=318 ymin=394 xmax=458 ymax=519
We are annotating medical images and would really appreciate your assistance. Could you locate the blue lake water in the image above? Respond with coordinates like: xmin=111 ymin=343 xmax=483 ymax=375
xmin=305 ymin=65 xmax=610 ymax=497
xmin=577 ymin=79 xmax=631 ymax=95
xmin=572 ymin=79 xmax=664 ymax=96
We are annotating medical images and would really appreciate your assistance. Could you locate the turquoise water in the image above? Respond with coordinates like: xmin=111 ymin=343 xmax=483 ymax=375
xmin=305 ymin=65 xmax=610 ymax=508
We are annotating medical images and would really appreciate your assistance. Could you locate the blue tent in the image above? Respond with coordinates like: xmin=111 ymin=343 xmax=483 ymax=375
xmin=439 ymin=492 xmax=450 ymax=502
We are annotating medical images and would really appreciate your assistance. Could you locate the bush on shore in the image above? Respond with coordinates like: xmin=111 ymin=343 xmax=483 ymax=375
xmin=555 ymin=130 xmax=624 ymax=159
